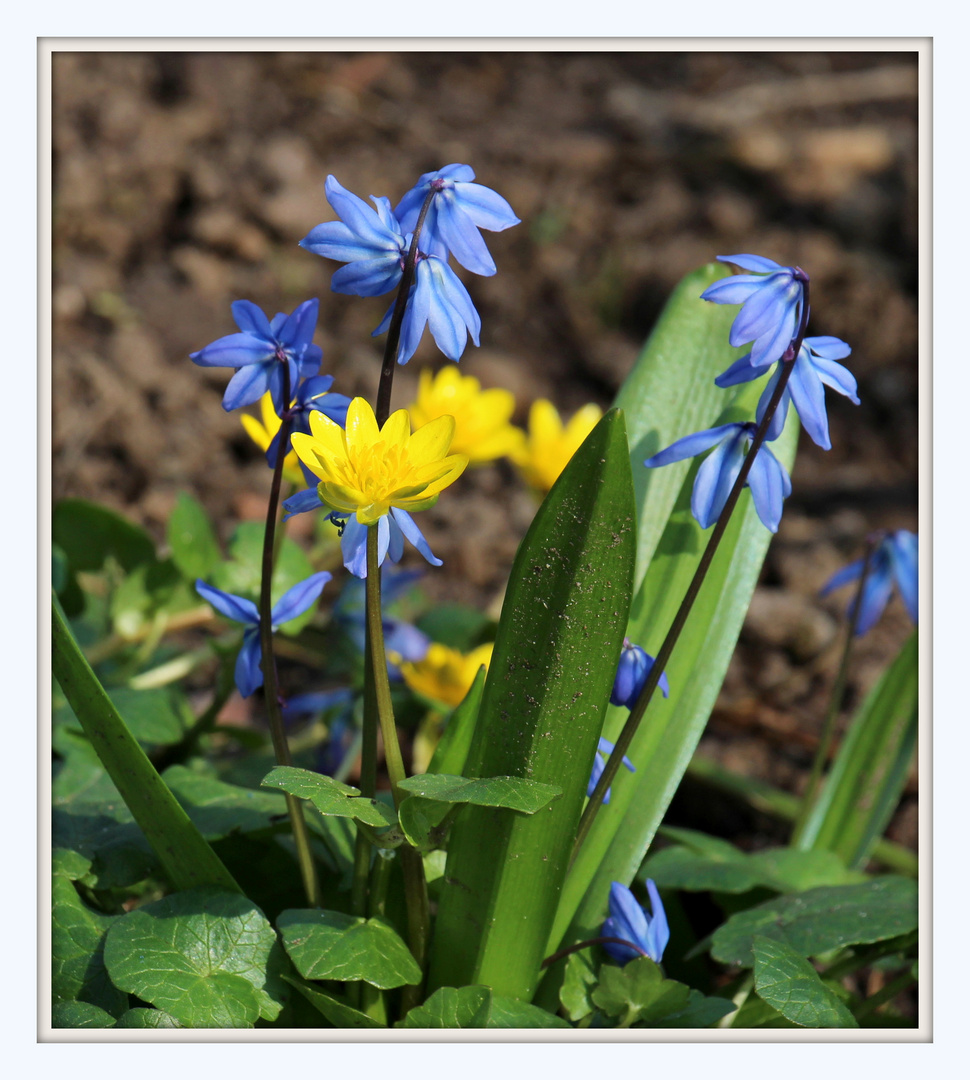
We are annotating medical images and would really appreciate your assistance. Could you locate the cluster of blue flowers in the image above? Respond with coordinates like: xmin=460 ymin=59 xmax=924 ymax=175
xmin=645 ymin=255 xmax=859 ymax=533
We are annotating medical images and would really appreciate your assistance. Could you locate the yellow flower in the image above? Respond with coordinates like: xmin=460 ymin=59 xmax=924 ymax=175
xmin=511 ymin=400 xmax=604 ymax=493
xmin=240 ymin=392 xmax=304 ymax=486
xmin=398 ymin=642 xmax=494 ymax=709
xmin=407 ymin=366 xmax=525 ymax=465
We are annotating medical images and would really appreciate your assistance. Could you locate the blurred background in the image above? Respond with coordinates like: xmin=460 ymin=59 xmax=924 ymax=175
xmin=51 ymin=49 xmax=919 ymax=848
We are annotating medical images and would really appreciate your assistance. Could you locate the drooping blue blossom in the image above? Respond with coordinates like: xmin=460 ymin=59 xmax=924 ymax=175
xmin=601 ymin=880 xmax=670 ymax=966
xmin=611 ymin=638 xmax=670 ymax=708
xmin=644 ymin=422 xmax=792 ymax=533
xmin=715 ymin=336 xmax=859 ymax=451
xmin=264 ymin=375 xmax=352 ymax=482
xmin=195 ymin=573 xmax=331 ymax=697
xmin=587 ymin=737 xmax=636 ymax=805
xmin=820 ymin=530 xmax=918 ymax=636
xmin=394 ymin=163 xmax=520 ymax=277
xmin=281 ymin=492 xmax=443 ymax=580
xmin=190 ymin=299 xmax=323 ymax=412
xmin=700 ymin=255 xmax=808 ymax=368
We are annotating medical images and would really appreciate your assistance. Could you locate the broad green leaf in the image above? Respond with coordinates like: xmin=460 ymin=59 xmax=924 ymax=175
xmin=397 ymin=795 xmax=452 ymax=854
xmin=282 ymin=975 xmax=386 ymax=1029
xmin=796 ymin=631 xmax=918 ymax=868
xmin=396 ymin=773 xmax=561 ymax=814
xmin=53 ymin=498 xmax=156 ymax=575
xmin=103 ymin=887 xmax=284 ymax=1028
xmin=654 ymin=989 xmax=737 ymax=1028
xmin=548 ymin=267 xmax=800 ymax=976
xmin=711 ymin=876 xmax=918 ymax=967
xmin=51 ymin=1001 xmax=117 ymax=1028
xmin=52 ymin=875 xmax=128 ymax=1016
xmin=429 ymin=409 xmax=636 ymax=1002
xmin=52 ymin=802 xmax=156 ymax=890
xmin=52 ymin=597 xmax=240 ymax=894
xmin=416 ymin=603 xmax=491 ymax=651
xmin=167 ymin=491 xmax=222 ymax=581
xmin=57 ymin=686 xmax=190 ymax=749
xmin=277 ymin=909 xmax=421 ymax=989
xmin=426 ymin=665 xmax=486 ymax=777
xmin=559 ymin=950 xmax=598 ymax=1022
xmin=591 ymin=957 xmax=690 ymax=1027
xmin=397 ymin=986 xmax=491 ymax=1028
xmin=486 ymin=995 xmax=571 ymax=1029
xmin=752 ymin=936 xmax=858 ymax=1028
xmin=109 ymin=558 xmax=200 ymax=637
xmin=115 ymin=1008 xmax=182 ymax=1028
xmin=52 ymin=847 xmax=93 ymax=882
xmin=164 ymin=765 xmax=289 ymax=839
xmin=52 ymin=727 xmax=120 ymax=807
xmin=261 ymin=765 xmax=396 ymax=828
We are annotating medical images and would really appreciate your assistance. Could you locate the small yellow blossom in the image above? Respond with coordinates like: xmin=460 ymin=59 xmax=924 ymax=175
xmin=408 ymin=366 xmax=525 ymax=465
xmin=511 ymin=400 xmax=604 ymax=493
xmin=240 ymin=392 xmax=304 ymax=486
xmin=398 ymin=642 xmax=494 ymax=708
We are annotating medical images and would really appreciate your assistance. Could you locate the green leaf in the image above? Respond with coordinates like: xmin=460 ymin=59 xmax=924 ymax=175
xmin=261 ymin=765 xmax=396 ymax=828
xmin=429 ymin=409 xmax=636 ymax=1002
xmin=396 ymin=985 xmax=570 ymax=1029
xmin=282 ymin=975 xmax=386 ymax=1029
xmin=277 ymin=909 xmax=421 ymax=989
xmin=57 ymin=686 xmax=190 ymax=749
xmin=103 ymin=887 xmax=285 ymax=1028
xmin=397 ymin=795 xmax=452 ymax=854
xmin=752 ymin=936 xmax=858 ymax=1028
xmin=416 ymin=603 xmax=491 ymax=651
xmin=52 ymin=597 xmax=241 ymax=894
xmin=796 ymin=631 xmax=918 ymax=868
xmin=53 ymin=498 xmax=157 ymax=575
xmin=163 ymin=765 xmax=289 ymax=839
xmin=591 ymin=957 xmax=690 ymax=1026
xmin=52 ymin=802 xmax=156 ymax=890
xmin=397 ymin=773 xmax=561 ymax=814
xmin=711 ymin=876 xmax=918 ymax=967
xmin=559 ymin=950 xmax=598 ymax=1022
xmin=167 ymin=491 xmax=222 ymax=581
xmin=114 ymin=1008 xmax=182 ymax=1028
xmin=485 ymin=995 xmax=571 ymax=1029
xmin=52 ymin=847 xmax=94 ymax=882
xmin=654 ymin=989 xmax=737 ymax=1028
xmin=109 ymin=558 xmax=200 ymax=638
xmin=52 ymin=874 xmax=128 ymax=1016
xmin=52 ymin=1000 xmax=117 ymax=1028
xmin=426 ymin=665 xmax=486 ymax=777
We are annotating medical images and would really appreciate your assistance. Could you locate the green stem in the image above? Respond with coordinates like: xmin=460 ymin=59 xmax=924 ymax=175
xmin=365 ymin=525 xmax=430 ymax=1010
xmin=257 ymin=363 xmax=321 ymax=909
xmin=573 ymin=278 xmax=812 ymax=861
xmin=792 ymin=538 xmax=877 ymax=844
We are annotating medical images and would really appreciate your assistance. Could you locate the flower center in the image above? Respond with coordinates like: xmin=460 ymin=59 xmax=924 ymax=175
xmin=349 ymin=439 xmax=412 ymax=504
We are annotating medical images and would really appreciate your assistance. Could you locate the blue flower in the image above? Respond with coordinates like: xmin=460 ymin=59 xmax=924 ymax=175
xmin=601 ymin=880 xmax=670 ymax=966
xmin=820 ymin=530 xmax=918 ymax=636
xmin=190 ymin=299 xmax=323 ymax=412
xmin=700 ymin=254 xmax=808 ymax=368
xmin=394 ymin=163 xmax=520 ymax=277
xmin=715 ymin=336 xmax=860 ymax=451
xmin=264 ymin=375 xmax=352 ymax=482
xmin=611 ymin=638 xmax=670 ymax=708
xmin=587 ymin=737 xmax=636 ymax=805
xmin=195 ymin=573 xmax=331 ymax=697
xmin=644 ymin=421 xmax=792 ymax=533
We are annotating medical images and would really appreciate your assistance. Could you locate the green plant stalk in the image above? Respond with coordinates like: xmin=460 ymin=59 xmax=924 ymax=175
xmin=257 ymin=361 xmax=321 ymax=909
xmin=573 ymin=286 xmax=810 ymax=859
xmin=792 ymin=539 xmax=876 ymax=843
xmin=365 ymin=524 xmax=430 ymax=1008
xmin=52 ymin=595 xmax=241 ymax=894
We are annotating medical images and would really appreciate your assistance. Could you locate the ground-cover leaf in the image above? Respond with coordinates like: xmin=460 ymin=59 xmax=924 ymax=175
xmin=396 ymin=773 xmax=561 ymax=814
xmin=261 ymin=765 xmax=396 ymax=828
xmin=52 ymin=847 xmax=94 ymax=882
xmin=167 ymin=491 xmax=222 ymax=582
xmin=426 ymin=665 xmax=486 ymax=777
xmin=109 ymin=558 xmax=201 ymax=637
xmin=51 ymin=1001 xmax=118 ymax=1028
xmin=397 ymin=796 xmax=452 ymax=853
xmin=396 ymin=985 xmax=570 ymax=1029
xmin=277 ymin=909 xmax=421 ymax=989
xmin=114 ymin=1008 xmax=182 ymax=1028
xmin=559 ymin=950 xmax=598 ymax=1022
xmin=416 ymin=603 xmax=491 ymax=652
xmin=282 ymin=975 xmax=386 ymax=1029
xmin=710 ymin=876 xmax=918 ymax=967
xmin=57 ymin=686 xmax=190 ymax=749
xmin=591 ymin=957 xmax=690 ymax=1027
xmin=103 ymin=887 xmax=284 ymax=1028
xmin=429 ymin=410 xmax=636 ymax=1002
xmin=52 ymin=874 xmax=128 ymax=1017
xmin=164 ymin=765 xmax=289 ymax=839
xmin=796 ymin=631 xmax=918 ymax=869
xmin=752 ymin=936 xmax=858 ymax=1028
xmin=53 ymin=597 xmax=241 ymax=894
xmin=654 ymin=989 xmax=737 ymax=1028
xmin=485 ymin=995 xmax=571 ymax=1029
xmin=52 ymin=802 xmax=156 ymax=890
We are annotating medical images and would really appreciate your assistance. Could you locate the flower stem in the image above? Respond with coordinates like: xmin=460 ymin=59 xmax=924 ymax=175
xmin=258 ymin=363 xmax=321 ymax=908
xmin=374 ymin=189 xmax=436 ymax=425
xmin=791 ymin=536 xmax=877 ymax=845
xmin=365 ymin=525 xmax=430 ymax=1009
xmin=572 ymin=280 xmax=812 ymax=862
xmin=540 ymin=936 xmax=651 ymax=969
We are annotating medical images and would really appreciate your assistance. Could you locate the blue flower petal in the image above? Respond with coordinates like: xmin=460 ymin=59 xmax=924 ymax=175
xmin=331 ymin=255 xmax=404 ymax=297
xmin=231 ymin=300 xmax=275 ymax=339
xmin=390 ymin=507 xmax=442 ymax=566
xmin=691 ymin=428 xmax=746 ymax=529
xmin=190 ymin=332 xmax=275 ymax=369
xmin=643 ymin=879 xmax=670 ymax=961
xmin=235 ymin=626 xmax=265 ymax=698
xmin=270 ymin=571 xmax=332 ymax=627
xmin=282 ymin=487 xmax=325 ymax=521
xmin=714 ymin=353 xmax=770 ymax=388
xmin=434 ymin=193 xmax=498 ymax=276
xmin=889 ymin=531 xmax=918 ymax=623
xmin=854 ymin=556 xmax=894 ymax=636
xmin=717 ymin=253 xmax=784 ymax=273
xmin=786 ymin=350 xmax=831 ymax=449
xmin=699 ymin=275 xmax=766 ymax=305
xmin=342 ymin=515 xmax=370 ymax=578
xmin=746 ymin=442 xmax=789 ymax=532
xmin=644 ymin=422 xmax=743 ymax=469
xmin=222 ymin=362 xmax=273 ymax=412
xmin=195 ymin=580 xmax=260 ymax=625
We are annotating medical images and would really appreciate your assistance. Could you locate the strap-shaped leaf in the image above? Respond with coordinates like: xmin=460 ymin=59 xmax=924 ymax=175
xmin=426 ymin=665 xmax=486 ymax=777
xmin=428 ymin=409 xmax=636 ymax=1002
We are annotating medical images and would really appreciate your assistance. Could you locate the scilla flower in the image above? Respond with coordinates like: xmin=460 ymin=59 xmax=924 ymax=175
xmin=700 ymin=255 xmax=808 ymax=368
xmin=511 ymin=400 xmax=603 ymax=493
xmin=644 ymin=421 xmax=792 ymax=533
xmin=715 ymin=336 xmax=859 ymax=451
xmin=407 ymin=366 xmax=524 ymax=465
xmin=394 ymin=163 xmax=520 ymax=277
xmin=611 ymin=639 xmax=670 ymax=707
xmin=195 ymin=573 xmax=331 ymax=698
xmin=397 ymin=642 xmax=494 ymax=709
xmin=820 ymin=530 xmax=918 ymax=636
xmin=588 ymin=737 xmax=636 ymax=805
xmin=601 ymin=880 xmax=669 ymax=966
xmin=289 ymin=397 xmax=468 ymax=578
xmin=190 ymin=299 xmax=322 ymax=412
